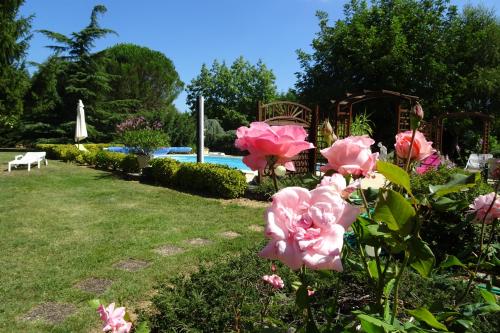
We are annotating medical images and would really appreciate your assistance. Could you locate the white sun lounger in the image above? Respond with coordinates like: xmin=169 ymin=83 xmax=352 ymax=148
xmin=8 ymin=152 xmax=48 ymax=172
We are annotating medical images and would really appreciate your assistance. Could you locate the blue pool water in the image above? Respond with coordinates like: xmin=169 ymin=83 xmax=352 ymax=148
xmin=159 ymin=154 xmax=253 ymax=173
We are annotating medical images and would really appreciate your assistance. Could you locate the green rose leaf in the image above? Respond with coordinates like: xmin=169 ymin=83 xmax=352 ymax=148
xmin=376 ymin=160 xmax=412 ymax=194
xmin=479 ymin=289 xmax=498 ymax=305
xmin=295 ymin=284 xmax=309 ymax=310
xmin=407 ymin=307 xmax=448 ymax=331
xmin=440 ymin=255 xmax=467 ymax=269
xmin=408 ymin=237 xmax=435 ymax=277
xmin=357 ymin=313 xmax=395 ymax=333
xmin=374 ymin=189 xmax=416 ymax=236
xmin=429 ymin=173 xmax=479 ymax=198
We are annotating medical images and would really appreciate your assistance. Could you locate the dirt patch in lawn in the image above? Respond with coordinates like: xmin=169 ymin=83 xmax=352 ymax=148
xmin=113 ymin=259 xmax=150 ymax=272
xmin=248 ymin=224 xmax=264 ymax=232
xmin=75 ymin=277 xmax=113 ymax=294
xmin=154 ymin=244 xmax=185 ymax=256
xmin=185 ymin=238 xmax=212 ymax=246
xmin=220 ymin=231 xmax=241 ymax=239
xmin=220 ymin=198 xmax=268 ymax=208
xmin=22 ymin=302 xmax=77 ymax=324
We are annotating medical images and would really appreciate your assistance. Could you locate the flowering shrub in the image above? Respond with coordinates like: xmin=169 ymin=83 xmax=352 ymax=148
xmin=237 ymin=123 xmax=499 ymax=332
xmin=116 ymin=116 xmax=169 ymax=156
xmin=116 ymin=116 xmax=162 ymax=134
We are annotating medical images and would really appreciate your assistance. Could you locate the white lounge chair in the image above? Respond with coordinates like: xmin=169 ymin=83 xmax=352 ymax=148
xmin=464 ymin=153 xmax=493 ymax=171
xmin=8 ymin=152 xmax=48 ymax=172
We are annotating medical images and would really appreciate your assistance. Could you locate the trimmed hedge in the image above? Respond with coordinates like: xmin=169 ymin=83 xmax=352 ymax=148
xmin=34 ymin=144 xmax=247 ymax=199
xmin=174 ymin=162 xmax=247 ymax=199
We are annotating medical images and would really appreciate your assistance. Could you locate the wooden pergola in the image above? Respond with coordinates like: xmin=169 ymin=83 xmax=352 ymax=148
xmin=431 ymin=112 xmax=494 ymax=154
xmin=331 ymin=89 xmax=420 ymax=138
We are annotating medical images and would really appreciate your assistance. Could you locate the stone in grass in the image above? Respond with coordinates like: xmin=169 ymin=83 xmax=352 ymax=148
xmin=22 ymin=302 xmax=77 ymax=324
xmin=185 ymin=238 xmax=212 ymax=246
xmin=75 ymin=278 xmax=113 ymax=295
xmin=154 ymin=244 xmax=185 ymax=256
xmin=113 ymin=259 xmax=150 ymax=272
xmin=248 ymin=224 xmax=264 ymax=232
xmin=220 ymin=231 xmax=241 ymax=239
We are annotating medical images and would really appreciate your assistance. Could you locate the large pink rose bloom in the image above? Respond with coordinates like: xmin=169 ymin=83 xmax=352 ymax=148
xmin=260 ymin=186 xmax=359 ymax=271
xmin=469 ymin=192 xmax=500 ymax=224
xmin=395 ymin=130 xmax=435 ymax=162
xmin=235 ymin=122 xmax=315 ymax=172
xmin=320 ymin=135 xmax=378 ymax=177
xmin=317 ymin=173 xmax=359 ymax=199
xmin=97 ymin=303 xmax=132 ymax=333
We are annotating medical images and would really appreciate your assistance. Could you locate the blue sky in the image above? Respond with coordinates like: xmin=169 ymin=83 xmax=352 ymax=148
xmin=20 ymin=0 xmax=498 ymax=112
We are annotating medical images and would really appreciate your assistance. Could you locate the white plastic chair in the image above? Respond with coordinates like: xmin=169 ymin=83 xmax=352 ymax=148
xmin=465 ymin=153 xmax=493 ymax=171
xmin=8 ymin=152 xmax=48 ymax=172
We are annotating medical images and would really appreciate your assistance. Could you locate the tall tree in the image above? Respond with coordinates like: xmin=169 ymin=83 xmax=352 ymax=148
xmin=296 ymin=0 xmax=500 ymax=121
xmin=38 ymin=4 xmax=116 ymax=139
xmin=0 ymin=0 xmax=32 ymax=130
xmin=186 ymin=57 xmax=277 ymax=129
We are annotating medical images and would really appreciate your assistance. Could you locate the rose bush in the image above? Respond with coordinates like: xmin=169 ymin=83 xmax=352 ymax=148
xmin=97 ymin=303 xmax=132 ymax=333
xmin=320 ymin=135 xmax=378 ymax=177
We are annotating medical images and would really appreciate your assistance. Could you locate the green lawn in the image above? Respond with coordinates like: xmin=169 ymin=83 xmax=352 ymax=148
xmin=0 ymin=152 xmax=265 ymax=332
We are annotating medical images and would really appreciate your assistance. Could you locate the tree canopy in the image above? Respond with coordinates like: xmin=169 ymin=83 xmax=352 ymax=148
xmin=296 ymin=0 xmax=500 ymax=120
xmin=0 ymin=0 xmax=32 ymax=129
xmin=186 ymin=57 xmax=277 ymax=130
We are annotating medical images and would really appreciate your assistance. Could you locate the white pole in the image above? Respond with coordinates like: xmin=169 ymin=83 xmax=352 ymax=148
xmin=197 ymin=96 xmax=204 ymax=163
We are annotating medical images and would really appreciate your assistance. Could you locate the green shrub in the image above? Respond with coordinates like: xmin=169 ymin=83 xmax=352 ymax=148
xmin=149 ymin=243 xmax=297 ymax=333
xmin=411 ymin=166 xmax=493 ymax=261
xmin=120 ymin=154 xmax=140 ymax=173
xmin=174 ymin=162 xmax=247 ymax=198
xmin=94 ymin=151 xmax=126 ymax=170
xmin=150 ymin=158 xmax=180 ymax=186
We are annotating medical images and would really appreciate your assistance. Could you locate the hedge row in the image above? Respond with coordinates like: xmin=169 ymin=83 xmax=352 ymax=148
xmin=149 ymin=158 xmax=248 ymax=199
xmin=35 ymin=144 xmax=247 ymax=199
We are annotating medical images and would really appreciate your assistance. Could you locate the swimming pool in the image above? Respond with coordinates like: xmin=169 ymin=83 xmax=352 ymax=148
xmin=157 ymin=154 xmax=253 ymax=173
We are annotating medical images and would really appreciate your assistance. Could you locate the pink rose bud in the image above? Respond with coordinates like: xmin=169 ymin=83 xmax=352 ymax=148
xmin=469 ymin=192 xmax=500 ymax=224
xmin=262 ymin=274 xmax=285 ymax=289
xmin=271 ymin=263 xmax=277 ymax=272
xmin=394 ymin=130 xmax=435 ymax=162
xmin=307 ymin=288 xmax=315 ymax=296
xmin=412 ymin=102 xmax=424 ymax=120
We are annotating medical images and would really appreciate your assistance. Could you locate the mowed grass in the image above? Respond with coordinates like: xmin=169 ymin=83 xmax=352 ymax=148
xmin=0 ymin=152 xmax=266 ymax=332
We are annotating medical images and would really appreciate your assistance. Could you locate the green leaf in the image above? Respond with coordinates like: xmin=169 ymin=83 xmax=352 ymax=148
xmin=429 ymin=173 xmax=479 ymax=198
xmin=408 ymin=237 xmax=435 ymax=277
xmin=376 ymin=160 xmax=412 ymax=194
xmin=439 ymin=255 xmax=467 ymax=269
xmin=357 ymin=313 xmax=394 ymax=333
xmin=368 ymin=260 xmax=379 ymax=280
xmin=295 ymin=284 xmax=309 ymax=310
xmin=383 ymin=279 xmax=395 ymax=322
xmin=134 ymin=321 xmax=150 ymax=333
xmin=88 ymin=299 xmax=101 ymax=310
xmin=374 ymin=189 xmax=416 ymax=236
xmin=479 ymin=289 xmax=498 ymax=305
xmin=355 ymin=216 xmax=389 ymax=246
xmin=431 ymin=197 xmax=462 ymax=212
xmin=407 ymin=307 xmax=448 ymax=331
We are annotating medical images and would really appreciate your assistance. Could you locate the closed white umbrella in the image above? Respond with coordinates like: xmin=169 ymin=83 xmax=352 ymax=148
xmin=75 ymin=99 xmax=88 ymax=150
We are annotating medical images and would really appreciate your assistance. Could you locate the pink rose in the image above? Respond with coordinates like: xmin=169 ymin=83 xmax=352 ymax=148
xmin=317 ymin=173 xmax=360 ymax=198
xmin=395 ymin=130 xmax=435 ymax=162
xmin=262 ymin=274 xmax=285 ymax=289
xmin=97 ymin=303 xmax=132 ymax=333
xmin=260 ymin=186 xmax=360 ymax=271
xmin=469 ymin=192 xmax=500 ymax=224
xmin=320 ymin=135 xmax=378 ymax=177
xmin=235 ymin=122 xmax=315 ymax=172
